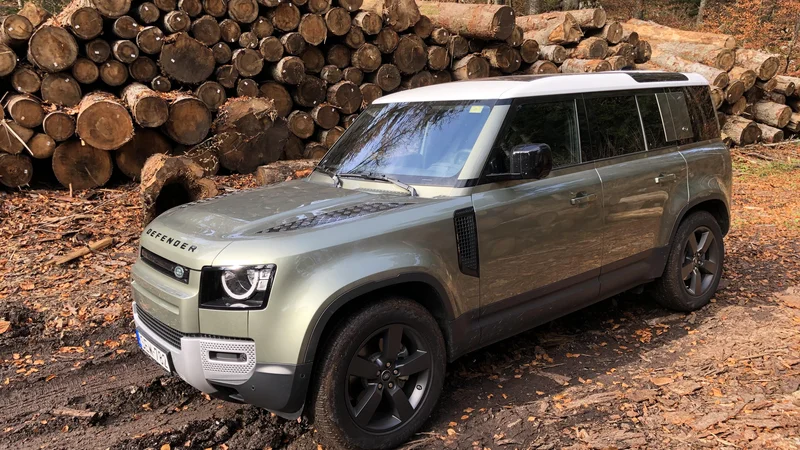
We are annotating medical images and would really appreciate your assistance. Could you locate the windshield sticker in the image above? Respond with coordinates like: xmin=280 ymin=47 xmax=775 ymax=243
xmin=469 ymin=105 xmax=484 ymax=114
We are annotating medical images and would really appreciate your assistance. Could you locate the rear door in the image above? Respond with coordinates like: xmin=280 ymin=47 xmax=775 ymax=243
xmin=584 ymin=90 xmax=690 ymax=295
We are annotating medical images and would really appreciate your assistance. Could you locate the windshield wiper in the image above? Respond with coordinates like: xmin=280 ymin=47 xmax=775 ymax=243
xmin=338 ymin=172 xmax=418 ymax=197
xmin=315 ymin=165 xmax=343 ymax=188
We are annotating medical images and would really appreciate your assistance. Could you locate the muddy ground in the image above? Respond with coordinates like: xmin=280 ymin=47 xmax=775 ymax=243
xmin=1 ymin=145 xmax=799 ymax=450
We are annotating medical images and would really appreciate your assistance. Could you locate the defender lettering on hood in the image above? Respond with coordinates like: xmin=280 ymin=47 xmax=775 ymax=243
xmin=145 ymin=228 xmax=198 ymax=252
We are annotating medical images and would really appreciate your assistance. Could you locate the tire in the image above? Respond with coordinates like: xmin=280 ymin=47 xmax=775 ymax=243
xmin=652 ymin=211 xmax=724 ymax=312
xmin=310 ymin=297 xmax=446 ymax=450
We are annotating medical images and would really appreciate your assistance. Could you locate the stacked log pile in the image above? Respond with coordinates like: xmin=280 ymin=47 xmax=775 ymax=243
xmin=0 ymin=2 xmax=794 ymax=190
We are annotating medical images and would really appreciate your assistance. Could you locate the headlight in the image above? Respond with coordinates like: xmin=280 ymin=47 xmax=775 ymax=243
xmin=199 ymin=264 xmax=276 ymax=309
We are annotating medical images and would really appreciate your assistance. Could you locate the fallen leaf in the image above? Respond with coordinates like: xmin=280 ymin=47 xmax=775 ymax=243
xmin=160 ymin=445 xmax=170 ymax=450
xmin=0 ymin=321 xmax=9 ymax=334
xmin=447 ymin=428 xmax=457 ymax=436
xmin=650 ymin=376 xmax=674 ymax=386
xmin=20 ymin=283 xmax=34 ymax=291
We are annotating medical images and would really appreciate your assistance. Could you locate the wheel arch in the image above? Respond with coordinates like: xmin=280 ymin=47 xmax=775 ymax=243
xmin=670 ymin=195 xmax=730 ymax=243
xmin=301 ymin=273 xmax=458 ymax=366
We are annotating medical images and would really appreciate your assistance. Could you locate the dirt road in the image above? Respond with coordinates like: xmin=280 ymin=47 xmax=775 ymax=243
xmin=1 ymin=145 xmax=799 ymax=449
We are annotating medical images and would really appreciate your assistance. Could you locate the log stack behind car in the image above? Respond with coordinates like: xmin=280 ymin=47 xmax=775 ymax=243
xmin=0 ymin=1 xmax=796 ymax=189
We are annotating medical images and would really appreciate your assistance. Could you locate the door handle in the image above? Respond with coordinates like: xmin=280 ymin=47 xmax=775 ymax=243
xmin=570 ymin=193 xmax=597 ymax=206
xmin=655 ymin=173 xmax=677 ymax=184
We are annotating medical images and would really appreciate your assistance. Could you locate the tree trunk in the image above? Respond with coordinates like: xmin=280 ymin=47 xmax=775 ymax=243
xmin=6 ymin=95 xmax=44 ymax=129
xmin=344 ymin=26 xmax=365 ymax=49
xmin=518 ymin=39 xmax=539 ymax=64
xmin=0 ymin=153 xmax=33 ymax=187
xmin=649 ymin=52 xmax=728 ymax=87
xmin=728 ymin=66 xmax=757 ymax=91
xmin=18 ymin=2 xmax=50 ymax=28
xmin=634 ymin=40 xmax=651 ymax=63
xmin=288 ymin=110 xmax=315 ymax=138
xmin=592 ymin=21 xmax=622 ymax=44
xmin=71 ymin=57 xmax=100 ymax=84
xmin=27 ymin=26 xmax=79 ymax=72
xmin=448 ymin=34 xmax=469 ymax=58
xmin=709 ymin=86 xmax=723 ymax=109
xmin=762 ymin=91 xmax=786 ymax=104
xmin=311 ymin=104 xmax=340 ymax=129
xmin=259 ymin=36 xmax=283 ymax=62
xmin=236 ymin=78 xmax=259 ymax=96
xmin=321 ymin=65 xmax=343 ymax=84
xmin=522 ymin=59 xmax=557 ymax=74
xmin=299 ymin=13 xmax=327 ymax=44
xmin=40 ymin=73 xmax=82 ymax=107
xmin=518 ymin=12 xmax=582 ymax=45
xmin=219 ymin=18 xmax=242 ymax=42
xmin=252 ymin=16 xmax=273 ymax=38
xmin=316 ymin=125 xmax=344 ymax=147
xmin=292 ymin=75 xmax=326 ymax=107
xmin=76 ymin=92 xmax=135 ymax=150
xmin=560 ymin=58 xmax=611 ymax=73
xmin=427 ymin=45 xmax=449 ymax=70
xmin=0 ymin=120 xmax=34 ymax=154
xmin=140 ymin=154 xmax=218 ymax=224
xmin=164 ymin=93 xmax=213 ymax=145
xmin=568 ymin=36 xmax=608 ymax=59
xmin=606 ymin=55 xmax=631 ymax=70
xmin=392 ymin=34 xmax=427 ymax=74
xmin=99 ymin=59 xmax=129 ymax=86
xmin=416 ymin=2 xmax=514 ymax=41
xmin=68 ymin=8 xmax=103 ymax=40
xmin=429 ymin=27 xmax=450 ymax=45
xmin=94 ymin=0 xmax=132 ymax=18
xmin=10 ymin=65 xmax=40 ymax=93
xmin=722 ymin=96 xmax=746 ymax=116
xmin=135 ymin=25 xmax=163 ymax=54
xmin=130 ymin=56 xmax=159 ymax=82
xmin=191 ymin=15 xmax=221 ymax=45
xmin=367 ymin=63 xmax=402 ymax=91
xmin=352 ymin=43 xmax=382 ymax=72
xmin=785 ymin=112 xmax=800 ymax=133
xmin=451 ymin=54 xmax=490 ymax=80
xmin=625 ymin=19 xmax=735 ymax=49
xmin=621 ymin=29 xmax=639 ymax=46
xmin=540 ymin=44 xmax=567 ymax=64
xmin=304 ymin=141 xmax=327 ymax=158
xmin=696 ymin=0 xmax=707 ymax=26
xmin=721 ymin=116 xmax=760 ymax=145
xmin=338 ymin=0 xmax=363 ymax=12
xmin=259 ymin=81 xmax=293 ymax=117
xmin=323 ymin=7 xmax=350 ymax=36
xmin=254 ymin=159 xmax=319 ymax=185
xmin=228 ymin=0 xmax=259 ymax=23
xmin=151 ymin=75 xmax=172 ymax=92
xmin=0 ymin=42 xmax=15 ymax=76
xmin=554 ymin=9 xmax=606 ymax=29
xmin=232 ymin=48 xmax=264 ymax=76
xmin=115 ymin=128 xmax=172 ymax=179
xmin=112 ymin=15 xmax=142 ymax=39
xmin=724 ymin=79 xmax=745 ymax=105
xmin=163 ymin=10 xmax=191 ymax=32
xmin=506 ymin=25 xmax=523 ymax=47
xmin=52 ymin=140 xmax=113 ymax=189
xmin=121 ymin=82 xmax=169 ymax=127
xmin=773 ymin=76 xmax=796 ymax=96
xmin=327 ymin=80 xmax=363 ymax=114
xmin=179 ymin=0 xmax=203 ymax=17
xmin=755 ymin=123 xmax=783 ymax=143
xmin=43 ymin=111 xmax=75 ymax=142
xmin=211 ymin=97 xmax=288 ymax=173
xmin=271 ymin=56 xmax=305 ymax=84
xmin=607 ymin=43 xmax=636 ymax=65
xmin=159 ymin=32 xmax=215 ymax=83
xmin=648 ymin=40 xmax=734 ymax=70
xmin=85 ymin=38 xmax=111 ymax=63
xmin=307 ymin=0 xmax=332 ymax=14
xmin=362 ymin=0 xmax=420 ymax=32
xmin=413 ymin=15 xmax=433 ymax=39
xmin=360 ymin=83 xmax=383 ymax=107
xmin=752 ymin=101 xmax=792 ymax=128
xmin=137 ymin=2 xmax=161 ymax=23
xmin=28 ymin=133 xmax=56 ymax=159
xmin=112 ymin=39 xmax=139 ymax=63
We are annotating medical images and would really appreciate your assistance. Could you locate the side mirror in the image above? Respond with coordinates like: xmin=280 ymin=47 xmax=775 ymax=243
xmin=510 ymin=144 xmax=553 ymax=179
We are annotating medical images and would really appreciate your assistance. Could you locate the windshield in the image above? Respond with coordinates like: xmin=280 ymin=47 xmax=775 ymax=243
xmin=318 ymin=100 xmax=496 ymax=186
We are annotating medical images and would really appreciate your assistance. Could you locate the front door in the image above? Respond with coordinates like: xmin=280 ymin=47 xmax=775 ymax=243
xmin=471 ymin=96 xmax=604 ymax=345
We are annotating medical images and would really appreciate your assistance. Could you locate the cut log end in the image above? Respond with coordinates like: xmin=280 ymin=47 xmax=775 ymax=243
xmin=140 ymin=154 xmax=219 ymax=224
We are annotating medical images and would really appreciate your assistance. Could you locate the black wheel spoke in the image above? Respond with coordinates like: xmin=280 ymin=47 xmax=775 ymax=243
xmin=349 ymin=356 xmax=378 ymax=379
xmin=396 ymin=351 xmax=430 ymax=377
xmin=353 ymin=384 xmax=382 ymax=427
xmin=382 ymin=325 xmax=404 ymax=362
xmin=682 ymin=261 xmax=694 ymax=280
xmin=387 ymin=386 xmax=415 ymax=421
xmin=701 ymin=259 xmax=718 ymax=275
xmin=698 ymin=231 xmax=714 ymax=254
xmin=688 ymin=232 xmax=699 ymax=254
xmin=690 ymin=268 xmax=702 ymax=295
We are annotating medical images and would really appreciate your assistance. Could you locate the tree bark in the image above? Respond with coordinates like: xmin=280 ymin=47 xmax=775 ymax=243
xmin=6 ymin=95 xmax=44 ymax=129
xmin=560 ymin=58 xmax=611 ymax=73
xmin=362 ymin=0 xmax=420 ymax=32
xmin=130 ymin=56 xmax=159 ymax=82
xmin=259 ymin=81 xmax=293 ymax=117
xmin=721 ymin=116 xmax=760 ymax=145
xmin=52 ymin=140 xmax=113 ymax=189
xmin=164 ymin=93 xmax=213 ymax=145
xmin=28 ymin=133 xmax=56 ymax=159
xmin=40 ymin=73 xmax=83 ymax=107
xmin=0 ymin=120 xmax=33 ymax=154
xmin=293 ymin=75 xmax=327 ymax=107
xmin=773 ymin=76 xmax=796 ymax=96
xmin=121 ymin=82 xmax=169 ymax=127
xmin=254 ymin=159 xmax=319 ymax=185
xmin=86 ymin=38 xmax=111 ymax=63
xmin=539 ymin=44 xmax=567 ymax=64
xmin=191 ymin=15 xmax=221 ymax=45
xmin=552 ymin=9 xmax=606 ymax=29
xmin=115 ymin=128 xmax=172 ymax=179
xmin=18 ymin=2 xmax=50 ymax=28
xmin=728 ymin=66 xmax=757 ymax=91
xmin=27 ymin=26 xmax=79 ymax=72
xmin=68 ymin=8 xmax=103 ymax=41
xmin=288 ymin=110 xmax=315 ymax=138
xmin=212 ymin=97 xmax=288 ymax=173
xmin=392 ymin=34 xmax=427 ymax=74
xmin=367 ymin=63 xmax=402 ymax=91
xmin=451 ymin=54 xmax=490 ymax=80
xmin=592 ymin=21 xmax=622 ymax=44
xmin=568 ymin=36 xmax=608 ymax=59
xmin=0 ymin=153 xmax=33 ymax=188
xmin=271 ymin=55 xmax=305 ymax=84
xmin=518 ymin=12 xmax=582 ymax=45
xmin=648 ymin=40 xmax=734 ymax=70
xmin=755 ymin=123 xmax=783 ymax=143
xmin=785 ymin=112 xmax=800 ymax=133
xmin=752 ymin=101 xmax=792 ymax=128
xmin=140 ymin=154 xmax=217 ymax=224
xmin=10 ymin=65 xmax=40 ymax=93
xmin=522 ymin=59 xmax=557 ymax=74
xmin=99 ymin=59 xmax=129 ymax=86
xmin=416 ymin=2 xmax=515 ymax=41
xmin=352 ymin=43 xmax=382 ymax=72
xmin=112 ymin=15 xmax=141 ymax=39
xmin=649 ymin=52 xmax=728 ymax=87
xmin=71 ymin=57 xmax=99 ymax=83
xmin=625 ymin=19 xmax=735 ymax=49
xmin=722 ymin=96 xmax=746 ymax=116
xmin=159 ymin=32 xmax=215 ymax=83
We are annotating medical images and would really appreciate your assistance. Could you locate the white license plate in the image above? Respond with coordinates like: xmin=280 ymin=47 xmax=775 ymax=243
xmin=137 ymin=331 xmax=172 ymax=373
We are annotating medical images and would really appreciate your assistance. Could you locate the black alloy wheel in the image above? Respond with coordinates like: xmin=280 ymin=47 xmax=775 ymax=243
xmin=682 ymin=226 xmax=722 ymax=297
xmin=345 ymin=324 xmax=432 ymax=432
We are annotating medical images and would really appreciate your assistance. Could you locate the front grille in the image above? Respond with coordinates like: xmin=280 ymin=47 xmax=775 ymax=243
xmin=141 ymin=247 xmax=190 ymax=284
xmin=454 ymin=208 xmax=479 ymax=277
xmin=136 ymin=305 xmax=184 ymax=349
xmin=260 ymin=202 xmax=410 ymax=233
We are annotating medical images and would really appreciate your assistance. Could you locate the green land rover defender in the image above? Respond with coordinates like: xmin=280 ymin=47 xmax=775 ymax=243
xmin=132 ymin=72 xmax=731 ymax=449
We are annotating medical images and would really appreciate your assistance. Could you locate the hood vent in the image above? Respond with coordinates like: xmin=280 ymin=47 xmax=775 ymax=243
xmin=260 ymin=202 xmax=411 ymax=233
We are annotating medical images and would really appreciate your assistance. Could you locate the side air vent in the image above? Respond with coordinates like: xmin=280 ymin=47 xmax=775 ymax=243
xmin=260 ymin=202 xmax=410 ymax=233
xmin=454 ymin=208 xmax=479 ymax=277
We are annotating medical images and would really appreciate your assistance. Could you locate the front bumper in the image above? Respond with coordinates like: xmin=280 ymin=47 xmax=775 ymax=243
xmin=133 ymin=302 xmax=312 ymax=419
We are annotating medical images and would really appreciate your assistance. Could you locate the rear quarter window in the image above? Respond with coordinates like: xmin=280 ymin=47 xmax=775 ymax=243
xmin=682 ymin=85 xmax=720 ymax=142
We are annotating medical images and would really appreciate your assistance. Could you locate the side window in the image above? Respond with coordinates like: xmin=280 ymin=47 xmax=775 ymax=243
xmin=636 ymin=94 xmax=670 ymax=150
xmin=683 ymin=85 xmax=720 ymax=142
xmin=582 ymin=95 xmax=646 ymax=161
xmin=487 ymin=99 xmax=581 ymax=174
xmin=663 ymin=90 xmax=694 ymax=143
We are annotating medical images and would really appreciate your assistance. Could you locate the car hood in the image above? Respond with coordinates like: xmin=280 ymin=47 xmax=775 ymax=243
xmin=149 ymin=178 xmax=423 ymax=241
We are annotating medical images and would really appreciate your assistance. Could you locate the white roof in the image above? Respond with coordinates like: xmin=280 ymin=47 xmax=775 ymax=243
xmin=374 ymin=72 xmax=708 ymax=104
